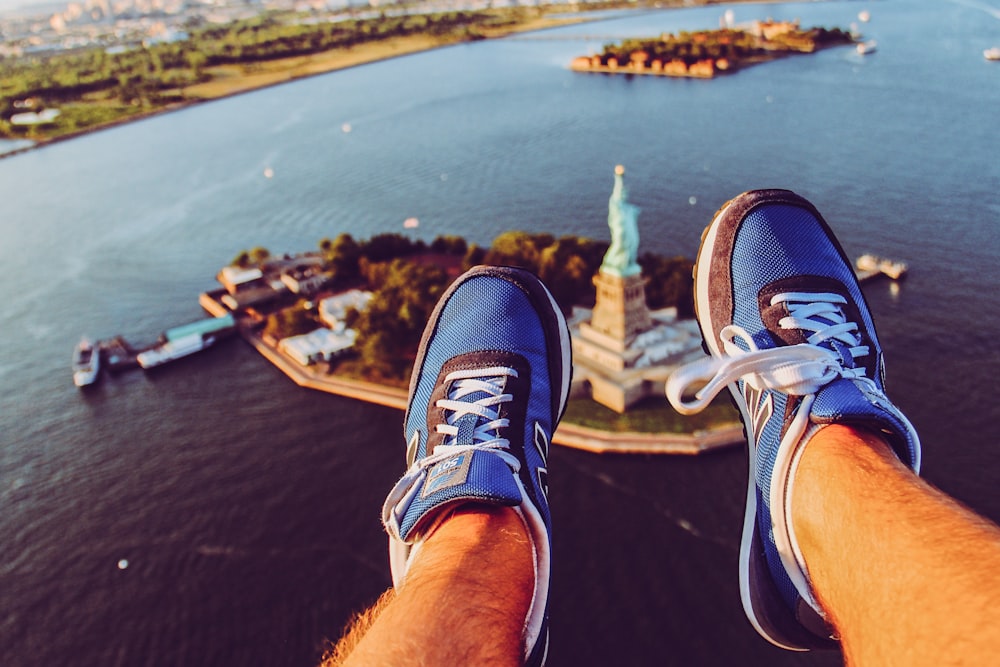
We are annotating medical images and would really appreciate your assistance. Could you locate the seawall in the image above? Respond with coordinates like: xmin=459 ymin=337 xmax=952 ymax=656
xmin=201 ymin=291 xmax=744 ymax=455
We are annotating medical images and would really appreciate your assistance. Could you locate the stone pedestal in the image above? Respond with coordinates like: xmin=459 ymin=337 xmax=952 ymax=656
xmin=588 ymin=271 xmax=652 ymax=347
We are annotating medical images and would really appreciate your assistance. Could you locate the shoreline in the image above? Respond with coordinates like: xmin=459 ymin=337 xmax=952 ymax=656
xmin=1 ymin=0 xmax=796 ymax=161
xmin=199 ymin=291 xmax=745 ymax=455
xmin=0 ymin=13 xmax=596 ymax=161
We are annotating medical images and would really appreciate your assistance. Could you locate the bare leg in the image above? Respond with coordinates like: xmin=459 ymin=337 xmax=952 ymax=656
xmin=793 ymin=425 xmax=1000 ymax=666
xmin=326 ymin=504 xmax=533 ymax=667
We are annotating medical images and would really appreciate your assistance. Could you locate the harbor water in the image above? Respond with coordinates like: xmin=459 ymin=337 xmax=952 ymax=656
xmin=2 ymin=0 xmax=999 ymax=664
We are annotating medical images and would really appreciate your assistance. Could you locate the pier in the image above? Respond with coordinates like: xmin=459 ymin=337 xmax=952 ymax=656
xmin=855 ymin=255 xmax=909 ymax=283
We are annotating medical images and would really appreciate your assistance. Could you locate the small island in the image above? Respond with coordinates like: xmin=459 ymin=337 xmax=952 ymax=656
xmin=571 ymin=20 xmax=855 ymax=79
xmin=194 ymin=229 xmax=742 ymax=454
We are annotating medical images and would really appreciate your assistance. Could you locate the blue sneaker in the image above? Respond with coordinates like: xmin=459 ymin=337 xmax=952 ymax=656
xmin=381 ymin=265 xmax=571 ymax=666
xmin=666 ymin=190 xmax=921 ymax=650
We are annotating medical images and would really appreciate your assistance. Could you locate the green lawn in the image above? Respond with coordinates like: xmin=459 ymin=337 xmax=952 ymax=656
xmin=562 ymin=394 xmax=741 ymax=434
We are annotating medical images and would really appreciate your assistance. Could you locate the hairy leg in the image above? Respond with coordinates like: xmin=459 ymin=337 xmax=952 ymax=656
xmin=792 ymin=425 xmax=1000 ymax=666
xmin=326 ymin=504 xmax=534 ymax=667
xmin=321 ymin=588 xmax=396 ymax=667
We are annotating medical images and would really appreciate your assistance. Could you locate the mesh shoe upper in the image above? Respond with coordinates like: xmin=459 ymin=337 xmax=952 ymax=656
xmin=666 ymin=190 xmax=921 ymax=650
xmin=382 ymin=265 xmax=571 ymax=667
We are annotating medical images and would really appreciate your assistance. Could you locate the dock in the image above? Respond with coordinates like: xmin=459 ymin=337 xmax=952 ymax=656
xmin=855 ymin=255 xmax=908 ymax=283
xmin=97 ymin=336 xmax=146 ymax=372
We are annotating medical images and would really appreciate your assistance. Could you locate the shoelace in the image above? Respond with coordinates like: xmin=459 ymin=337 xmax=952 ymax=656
xmin=436 ymin=366 xmax=517 ymax=450
xmin=666 ymin=292 xmax=871 ymax=414
xmin=383 ymin=366 xmax=521 ymax=538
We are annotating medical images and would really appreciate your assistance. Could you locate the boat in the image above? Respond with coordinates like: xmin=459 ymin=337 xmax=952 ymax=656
xmin=137 ymin=333 xmax=219 ymax=369
xmin=857 ymin=40 xmax=878 ymax=55
xmin=858 ymin=10 xmax=871 ymax=23
xmin=136 ymin=314 xmax=236 ymax=369
xmin=72 ymin=337 xmax=101 ymax=387
xmin=856 ymin=254 xmax=908 ymax=280
xmin=985 ymin=47 xmax=1000 ymax=61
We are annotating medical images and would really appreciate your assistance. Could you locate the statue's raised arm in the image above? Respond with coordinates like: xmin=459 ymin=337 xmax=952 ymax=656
xmin=600 ymin=165 xmax=642 ymax=278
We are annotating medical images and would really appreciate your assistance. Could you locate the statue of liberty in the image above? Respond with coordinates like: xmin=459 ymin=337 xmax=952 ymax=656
xmin=600 ymin=165 xmax=642 ymax=278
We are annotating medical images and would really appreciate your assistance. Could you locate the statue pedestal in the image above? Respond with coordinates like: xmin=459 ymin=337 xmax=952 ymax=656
xmin=588 ymin=271 xmax=652 ymax=346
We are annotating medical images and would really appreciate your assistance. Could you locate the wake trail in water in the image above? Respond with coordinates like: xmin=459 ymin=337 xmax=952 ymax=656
xmin=561 ymin=457 xmax=737 ymax=552
xmin=944 ymin=0 xmax=1000 ymax=20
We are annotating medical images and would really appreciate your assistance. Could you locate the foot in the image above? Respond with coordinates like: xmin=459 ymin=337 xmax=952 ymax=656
xmin=666 ymin=190 xmax=921 ymax=650
xmin=381 ymin=265 xmax=571 ymax=667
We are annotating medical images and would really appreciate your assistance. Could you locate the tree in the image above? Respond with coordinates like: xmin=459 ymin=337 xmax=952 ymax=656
xmin=351 ymin=260 xmax=449 ymax=379
xmin=263 ymin=300 xmax=316 ymax=340
xmin=462 ymin=243 xmax=486 ymax=270
xmin=249 ymin=246 xmax=271 ymax=266
xmin=640 ymin=253 xmax=695 ymax=317
xmin=430 ymin=235 xmax=467 ymax=256
xmin=362 ymin=233 xmax=422 ymax=262
xmin=231 ymin=250 xmax=251 ymax=267
xmin=537 ymin=236 xmax=607 ymax=312
xmin=483 ymin=231 xmax=554 ymax=273
xmin=322 ymin=233 xmax=361 ymax=284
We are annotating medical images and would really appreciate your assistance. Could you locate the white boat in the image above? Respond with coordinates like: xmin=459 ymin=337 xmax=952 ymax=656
xmin=72 ymin=337 xmax=101 ymax=387
xmin=136 ymin=314 xmax=236 ymax=369
xmin=858 ymin=10 xmax=871 ymax=23
xmin=136 ymin=333 xmax=218 ymax=369
xmin=985 ymin=47 xmax=1000 ymax=61
xmin=857 ymin=40 xmax=878 ymax=55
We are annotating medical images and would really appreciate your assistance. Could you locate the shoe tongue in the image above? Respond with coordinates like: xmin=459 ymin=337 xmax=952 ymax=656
xmin=811 ymin=378 xmax=917 ymax=469
xmin=448 ymin=388 xmax=497 ymax=446
xmin=760 ymin=297 xmax=859 ymax=369
xmin=454 ymin=413 xmax=479 ymax=446
xmin=827 ymin=338 xmax=857 ymax=369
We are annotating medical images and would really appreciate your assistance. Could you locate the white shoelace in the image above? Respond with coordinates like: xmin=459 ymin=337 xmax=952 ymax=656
xmin=666 ymin=292 xmax=871 ymax=414
xmin=665 ymin=291 xmax=874 ymax=617
xmin=383 ymin=366 xmax=521 ymax=539
xmin=436 ymin=366 xmax=517 ymax=451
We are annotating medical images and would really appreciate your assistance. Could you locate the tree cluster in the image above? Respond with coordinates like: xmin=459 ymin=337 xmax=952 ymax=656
xmin=263 ymin=298 xmax=318 ymax=340
xmin=346 ymin=258 xmax=451 ymax=379
xmin=336 ymin=229 xmax=695 ymax=381
xmin=596 ymin=26 xmax=852 ymax=67
xmin=0 ymin=8 xmax=542 ymax=138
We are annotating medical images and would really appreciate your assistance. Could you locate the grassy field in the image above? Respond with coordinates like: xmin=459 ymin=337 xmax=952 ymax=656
xmin=183 ymin=16 xmax=587 ymax=100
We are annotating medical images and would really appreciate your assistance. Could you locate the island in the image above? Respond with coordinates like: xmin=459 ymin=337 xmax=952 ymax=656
xmin=1 ymin=2 xmax=858 ymax=153
xmin=1 ymin=0 xmax=740 ymax=151
xmin=195 ymin=231 xmax=743 ymax=455
xmin=571 ymin=20 xmax=855 ymax=79
xmin=1 ymin=5 xmax=590 ymax=149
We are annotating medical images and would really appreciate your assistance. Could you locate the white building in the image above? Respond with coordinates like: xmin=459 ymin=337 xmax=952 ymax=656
xmin=278 ymin=327 xmax=358 ymax=366
xmin=319 ymin=290 xmax=372 ymax=330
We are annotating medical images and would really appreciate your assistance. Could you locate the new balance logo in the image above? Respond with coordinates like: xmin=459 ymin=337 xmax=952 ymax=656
xmin=533 ymin=422 xmax=549 ymax=497
xmin=742 ymin=384 xmax=773 ymax=441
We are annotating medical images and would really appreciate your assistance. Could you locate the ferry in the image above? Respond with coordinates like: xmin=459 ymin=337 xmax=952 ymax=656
xmin=72 ymin=337 xmax=101 ymax=387
xmin=137 ymin=333 xmax=218 ymax=368
xmin=136 ymin=314 xmax=235 ymax=369
xmin=985 ymin=47 xmax=1000 ymax=61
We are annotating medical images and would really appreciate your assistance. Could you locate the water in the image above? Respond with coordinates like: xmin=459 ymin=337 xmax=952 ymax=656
xmin=2 ymin=1 xmax=999 ymax=665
